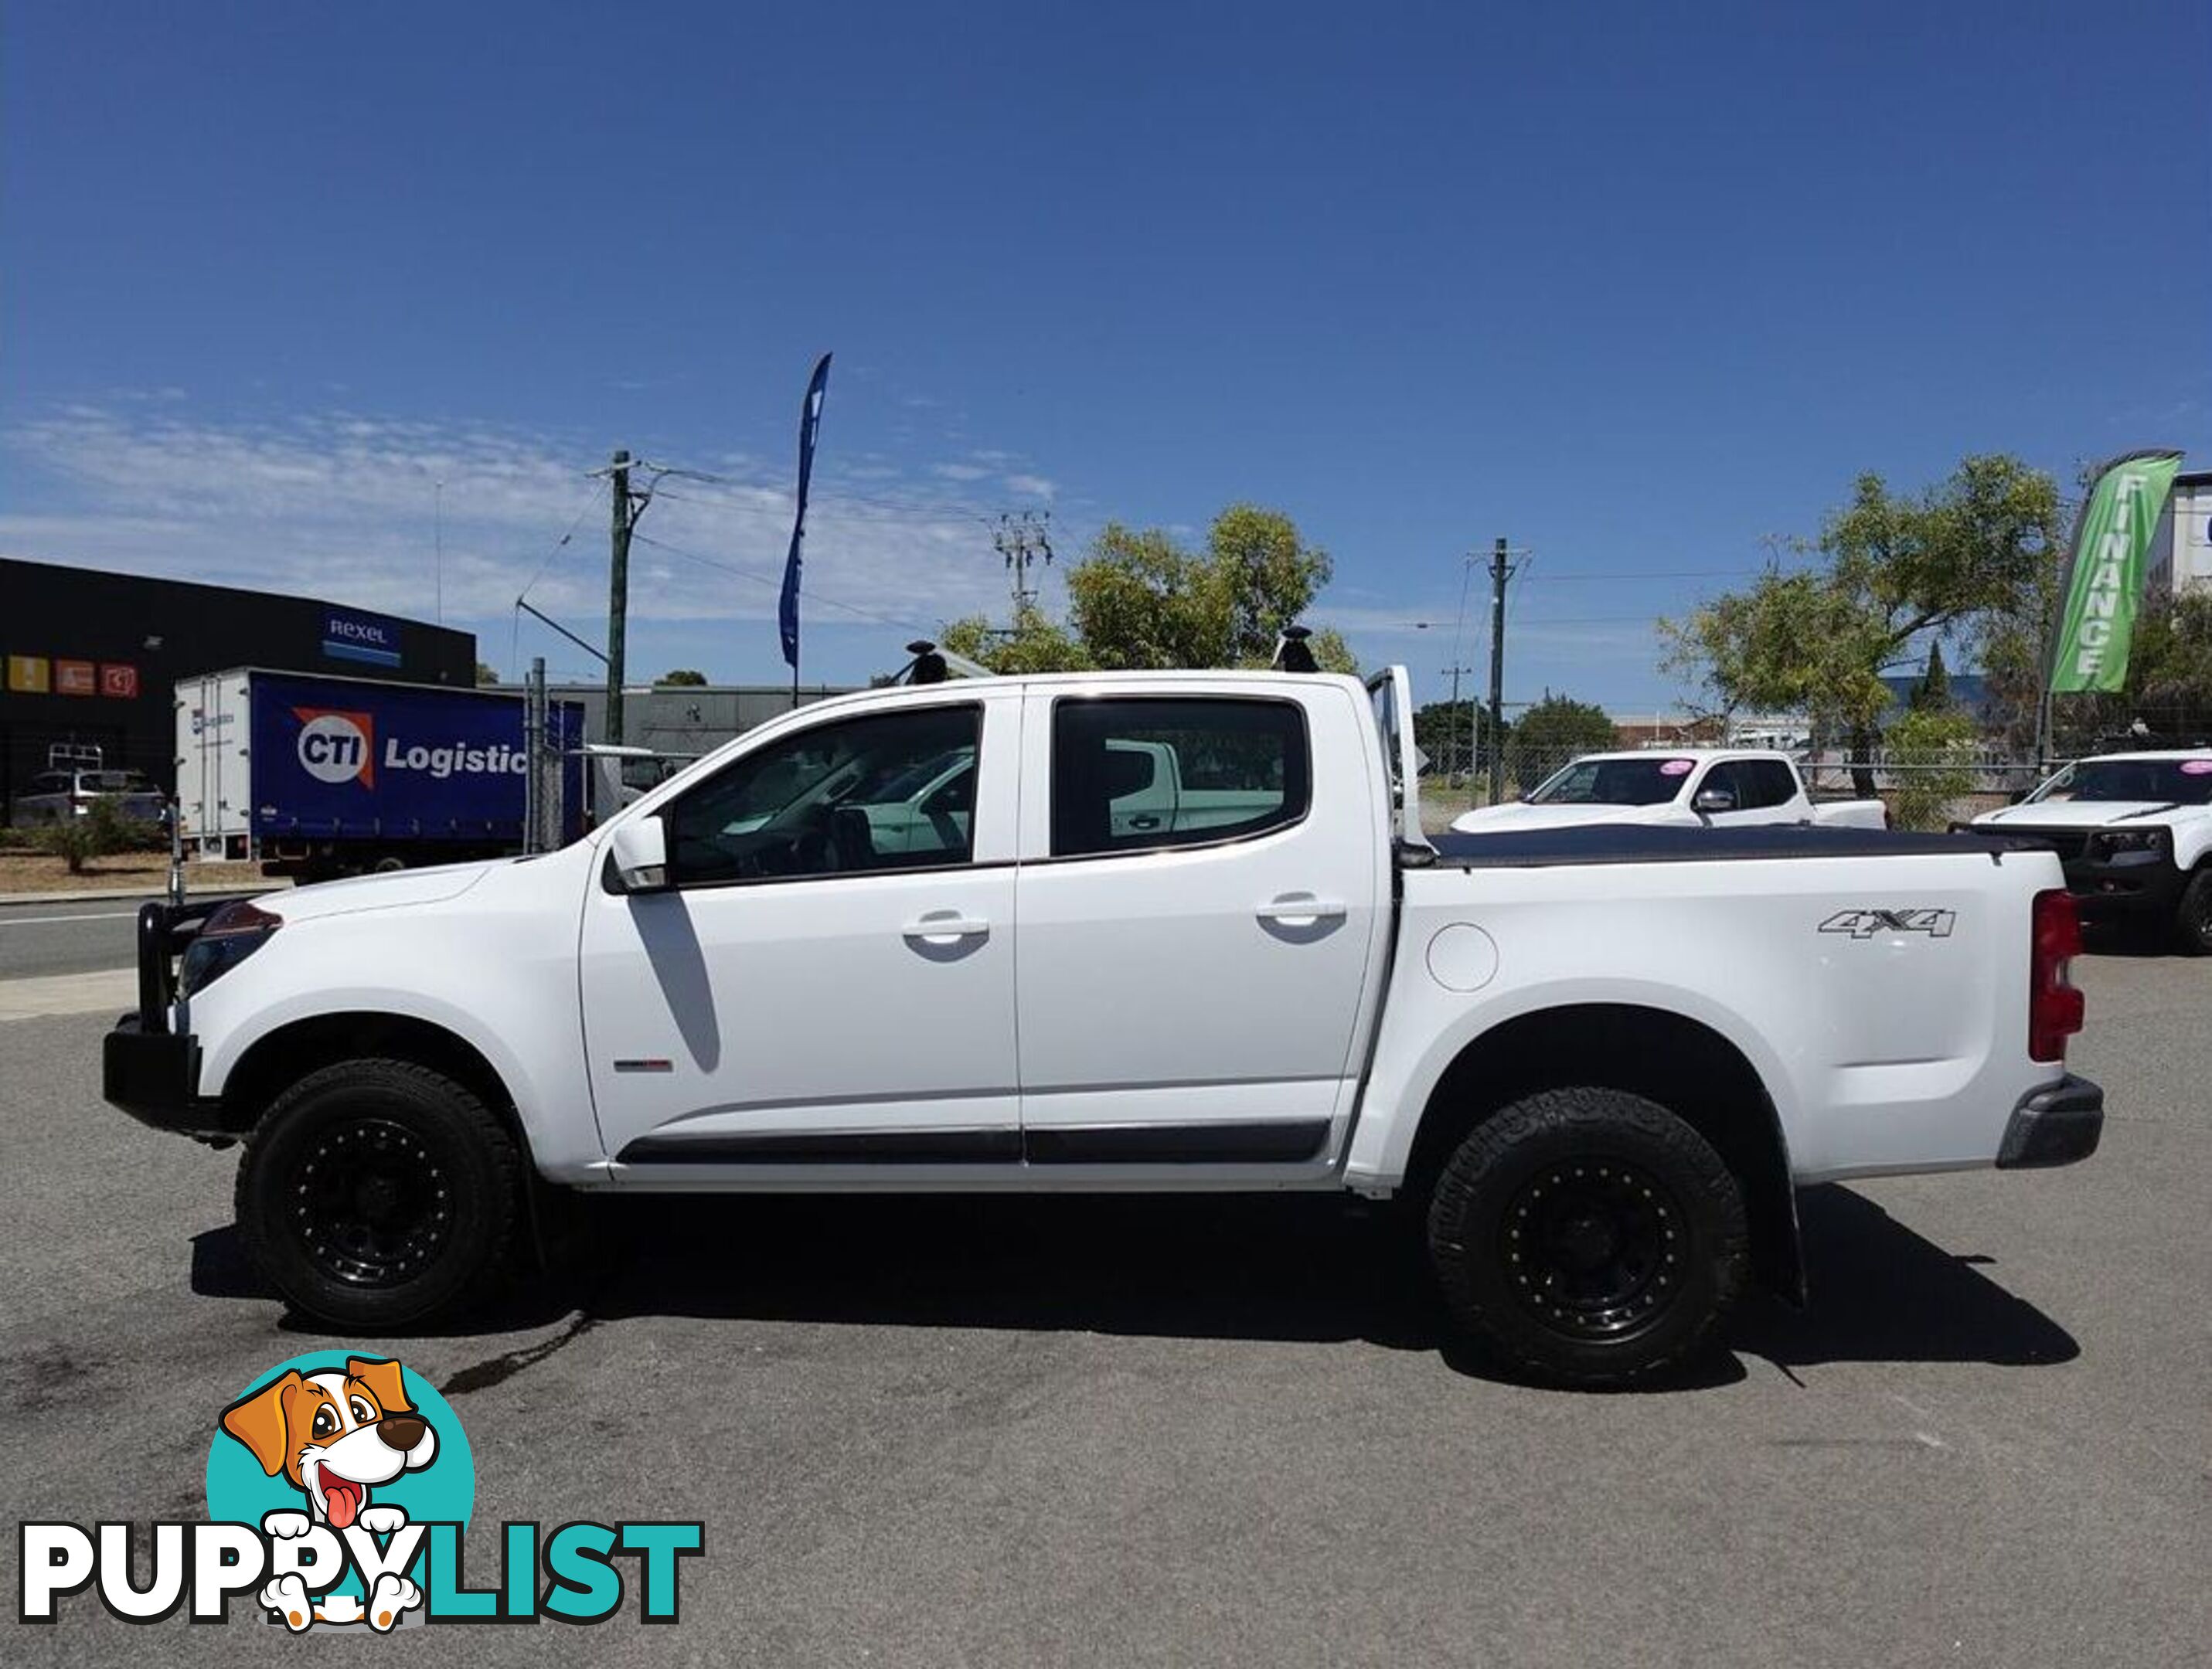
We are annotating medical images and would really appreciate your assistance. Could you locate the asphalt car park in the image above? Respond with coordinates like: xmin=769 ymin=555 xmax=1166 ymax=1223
xmin=3 ymin=948 xmax=2207 ymax=1667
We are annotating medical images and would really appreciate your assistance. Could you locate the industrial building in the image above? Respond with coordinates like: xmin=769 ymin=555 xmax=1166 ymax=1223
xmin=2149 ymin=469 xmax=2212 ymax=597
xmin=547 ymin=681 xmax=852 ymax=766
xmin=2 ymin=557 xmax=475 ymax=814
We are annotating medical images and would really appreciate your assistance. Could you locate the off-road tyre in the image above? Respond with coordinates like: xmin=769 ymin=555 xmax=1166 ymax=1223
xmin=236 ymin=1058 xmax=522 ymax=1330
xmin=1426 ymin=1086 xmax=1748 ymax=1385
xmin=2175 ymin=868 xmax=2212 ymax=957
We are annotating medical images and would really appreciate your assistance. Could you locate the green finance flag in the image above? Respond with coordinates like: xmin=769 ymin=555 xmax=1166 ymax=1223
xmin=2047 ymin=450 xmax=2183 ymax=694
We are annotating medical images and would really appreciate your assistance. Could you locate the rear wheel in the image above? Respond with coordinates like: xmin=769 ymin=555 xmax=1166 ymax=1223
xmin=236 ymin=1059 xmax=522 ymax=1329
xmin=1425 ymin=1086 xmax=1747 ymax=1385
xmin=2175 ymin=868 xmax=2212 ymax=957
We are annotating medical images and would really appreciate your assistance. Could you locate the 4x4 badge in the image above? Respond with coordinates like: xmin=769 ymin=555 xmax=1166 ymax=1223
xmin=1819 ymin=908 xmax=1957 ymax=940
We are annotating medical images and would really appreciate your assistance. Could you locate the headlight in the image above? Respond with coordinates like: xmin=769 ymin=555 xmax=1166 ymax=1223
xmin=178 ymin=899 xmax=284 ymax=998
xmin=2089 ymin=828 xmax=2167 ymax=858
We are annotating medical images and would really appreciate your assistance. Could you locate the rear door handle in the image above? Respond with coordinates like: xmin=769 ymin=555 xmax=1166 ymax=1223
xmin=901 ymin=910 xmax=990 ymax=943
xmin=1130 ymin=814 xmax=1161 ymax=830
xmin=1255 ymin=892 xmax=1347 ymax=925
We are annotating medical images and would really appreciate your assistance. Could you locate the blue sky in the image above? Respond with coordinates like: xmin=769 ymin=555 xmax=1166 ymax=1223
xmin=5 ymin=1 xmax=2208 ymax=714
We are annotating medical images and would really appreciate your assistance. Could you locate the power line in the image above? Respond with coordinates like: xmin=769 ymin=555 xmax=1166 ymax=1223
xmin=649 ymin=485 xmax=1005 ymax=532
xmin=1515 ymin=566 xmax=1795 ymax=583
xmin=516 ymin=486 xmax=603 ymax=603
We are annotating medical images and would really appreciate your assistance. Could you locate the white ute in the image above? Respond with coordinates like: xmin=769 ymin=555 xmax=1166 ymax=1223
xmin=106 ymin=665 xmax=2101 ymax=1384
xmin=1453 ymin=747 xmax=1887 ymax=834
xmin=1966 ymin=748 xmax=2212 ymax=955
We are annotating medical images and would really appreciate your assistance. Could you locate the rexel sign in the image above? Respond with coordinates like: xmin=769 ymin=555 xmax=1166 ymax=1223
xmin=322 ymin=608 xmax=404 ymax=668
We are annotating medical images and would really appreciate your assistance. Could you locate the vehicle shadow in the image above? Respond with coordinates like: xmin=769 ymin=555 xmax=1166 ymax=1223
xmin=1732 ymin=1185 xmax=2078 ymax=1372
xmin=196 ymin=1181 xmax=2077 ymax=1389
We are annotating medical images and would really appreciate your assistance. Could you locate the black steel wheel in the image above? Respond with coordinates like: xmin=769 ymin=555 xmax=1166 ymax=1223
xmin=1427 ymin=1086 xmax=1747 ymax=1385
xmin=293 ymin=1117 xmax=456 ymax=1288
xmin=237 ymin=1059 xmax=521 ymax=1329
xmin=1499 ymin=1154 xmax=1687 ymax=1342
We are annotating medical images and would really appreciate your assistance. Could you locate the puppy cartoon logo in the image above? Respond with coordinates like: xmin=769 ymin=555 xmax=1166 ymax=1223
xmin=20 ymin=1351 xmax=701 ymax=1629
xmin=294 ymin=707 xmax=376 ymax=787
xmin=218 ymin=1356 xmax=442 ymax=1630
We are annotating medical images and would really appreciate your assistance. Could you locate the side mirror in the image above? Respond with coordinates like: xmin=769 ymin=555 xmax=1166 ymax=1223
xmin=1692 ymin=787 xmax=1737 ymax=814
xmin=2007 ymin=788 xmax=2029 ymax=805
xmin=608 ymin=814 xmax=669 ymax=893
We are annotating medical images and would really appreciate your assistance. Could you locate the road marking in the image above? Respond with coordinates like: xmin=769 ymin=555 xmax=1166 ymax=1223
xmin=0 ymin=969 xmax=138 ymax=1021
xmin=0 ymin=910 xmax=141 ymax=927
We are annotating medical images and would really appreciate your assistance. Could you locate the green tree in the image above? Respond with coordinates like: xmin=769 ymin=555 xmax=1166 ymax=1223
xmin=474 ymin=662 xmax=501 ymax=686
xmin=1410 ymin=700 xmax=1509 ymax=778
xmin=1512 ymin=693 xmax=1616 ymax=757
xmin=657 ymin=668 xmax=709 ymax=686
xmin=1662 ymin=455 xmax=2061 ymax=791
xmin=1912 ymin=639 xmax=1952 ymax=711
xmin=2135 ymin=593 xmax=2212 ymax=721
xmin=942 ymin=504 xmax=1357 ymax=676
xmin=941 ymin=607 xmax=1095 ymax=675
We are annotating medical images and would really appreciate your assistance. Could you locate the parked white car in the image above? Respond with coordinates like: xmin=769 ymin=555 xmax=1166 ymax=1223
xmin=106 ymin=666 xmax=2097 ymax=1385
xmin=1966 ymin=749 xmax=2212 ymax=953
xmin=9 ymin=766 xmax=168 ymax=829
xmin=1452 ymin=749 xmax=1887 ymax=834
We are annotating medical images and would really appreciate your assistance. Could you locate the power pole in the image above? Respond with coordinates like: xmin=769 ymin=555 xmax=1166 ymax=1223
xmin=995 ymin=510 xmax=1054 ymax=617
xmin=1487 ymin=535 xmax=1519 ymax=804
xmin=606 ymin=448 xmax=634 ymax=747
xmin=1440 ymin=663 xmax=1476 ymax=784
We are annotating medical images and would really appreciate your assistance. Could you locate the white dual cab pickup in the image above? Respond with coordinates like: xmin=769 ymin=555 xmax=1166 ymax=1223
xmin=1453 ymin=748 xmax=1887 ymax=834
xmin=105 ymin=666 xmax=2101 ymax=1385
xmin=1966 ymin=749 xmax=2212 ymax=955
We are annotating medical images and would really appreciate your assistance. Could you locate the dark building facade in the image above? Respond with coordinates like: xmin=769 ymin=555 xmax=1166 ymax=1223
xmin=2 ymin=557 xmax=475 ymax=810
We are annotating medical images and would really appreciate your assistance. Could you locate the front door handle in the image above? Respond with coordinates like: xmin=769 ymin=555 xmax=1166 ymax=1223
xmin=1255 ymin=892 xmax=1347 ymax=925
xmin=901 ymin=910 xmax=990 ymax=944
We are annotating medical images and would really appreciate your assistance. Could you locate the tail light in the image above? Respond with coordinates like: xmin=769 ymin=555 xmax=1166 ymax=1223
xmin=2029 ymin=889 xmax=2084 ymax=1062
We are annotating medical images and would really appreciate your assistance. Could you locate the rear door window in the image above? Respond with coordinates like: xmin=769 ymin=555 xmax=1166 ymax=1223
xmin=1051 ymin=698 xmax=1308 ymax=858
xmin=1741 ymin=760 xmax=1799 ymax=809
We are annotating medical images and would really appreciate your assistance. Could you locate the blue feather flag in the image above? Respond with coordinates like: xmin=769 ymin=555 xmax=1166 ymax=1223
xmin=779 ymin=352 xmax=833 ymax=675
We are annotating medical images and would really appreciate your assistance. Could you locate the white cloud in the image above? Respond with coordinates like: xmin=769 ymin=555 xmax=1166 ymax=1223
xmin=931 ymin=462 xmax=991 ymax=481
xmin=1002 ymin=473 xmax=1057 ymax=501
xmin=0 ymin=403 xmax=1050 ymax=665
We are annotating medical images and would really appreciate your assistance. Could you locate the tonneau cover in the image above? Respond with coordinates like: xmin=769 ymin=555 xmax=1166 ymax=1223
xmin=1425 ymin=823 xmax=2043 ymax=870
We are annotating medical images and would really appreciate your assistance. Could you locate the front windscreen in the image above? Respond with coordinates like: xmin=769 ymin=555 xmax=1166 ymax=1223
xmin=1527 ymin=757 xmax=1693 ymax=807
xmin=2027 ymin=759 xmax=2212 ymax=806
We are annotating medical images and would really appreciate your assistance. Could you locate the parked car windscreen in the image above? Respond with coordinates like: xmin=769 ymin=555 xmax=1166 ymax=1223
xmin=2025 ymin=759 xmax=2212 ymax=806
xmin=1527 ymin=757 xmax=1695 ymax=807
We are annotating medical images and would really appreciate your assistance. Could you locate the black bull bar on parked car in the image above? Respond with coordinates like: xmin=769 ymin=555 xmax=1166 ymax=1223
xmin=102 ymin=897 xmax=254 ymax=1141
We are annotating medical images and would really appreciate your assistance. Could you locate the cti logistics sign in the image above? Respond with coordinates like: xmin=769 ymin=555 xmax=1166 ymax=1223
xmin=2048 ymin=450 xmax=2184 ymax=695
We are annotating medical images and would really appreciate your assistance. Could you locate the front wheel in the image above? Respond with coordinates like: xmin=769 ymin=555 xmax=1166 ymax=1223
xmin=236 ymin=1059 xmax=522 ymax=1330
xmin=2175 ymin=868 xmax=2212 ymax=957
xmin=1425 ymin=1086 xmax=1747 ymax=1385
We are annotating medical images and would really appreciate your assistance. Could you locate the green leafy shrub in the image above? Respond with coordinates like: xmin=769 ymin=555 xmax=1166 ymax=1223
xmin=1886 ymin=708 xmax=1980 ymax=831
xmin=33 ymin=796 xmax=162 ymax=873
